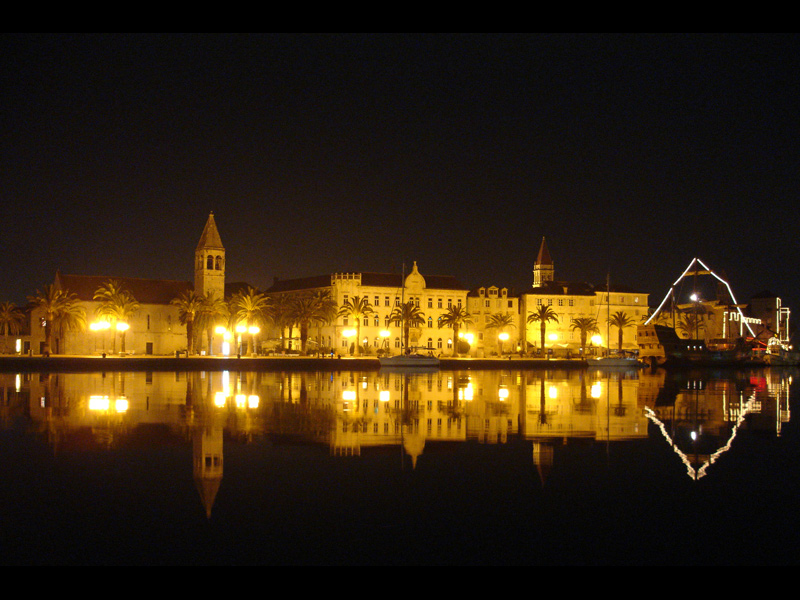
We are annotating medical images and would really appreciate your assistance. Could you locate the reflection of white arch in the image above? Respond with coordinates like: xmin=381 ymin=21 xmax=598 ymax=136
xmin=645 ymin=391 xmax=756 ymax=481
xmin=645 ymin=258 xmax=757 ymax=338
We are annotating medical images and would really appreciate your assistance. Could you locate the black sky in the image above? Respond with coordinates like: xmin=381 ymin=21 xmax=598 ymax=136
xmin=2 ymin=33 xmax=799 ymax=312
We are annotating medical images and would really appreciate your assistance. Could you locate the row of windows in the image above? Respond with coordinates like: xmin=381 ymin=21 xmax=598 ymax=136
xmin=343 ymin=295 xmax=463 ymax=309
xmin=342 ymin=315 xmax=457 ymax=328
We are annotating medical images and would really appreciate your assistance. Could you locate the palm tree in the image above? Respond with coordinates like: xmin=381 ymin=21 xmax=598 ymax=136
xmin=196 ymin=292 xmax=230 ymax=355
xmin=486 ymin=312 xmax=516 ymax=355
xmin=28 ymin=285 xmax=86 ymax=356
xmin=308 ymin=289 xmax=338 ymax=353
xmin=570 ymin=317 xmax=600 ymax=357
xmin=439 ymin=305 xmax=473 ymax=357
xmin=337 ymin=296 xmax=375 ymax=356
xmin=677 ymin=312 xmax=705 ymax=340
xmin=171 ymin=290 xmax=206 ymax=355
xmin=266 ymin=293 xmax=295 ymax=351
xmin=94 ymin=280 xmax=139 ymax=354
xmin=609 ymin=311 xmax=635 ymax=352
xmin=0 ymin=302 xmax=25 ymax=353
xmin=230 ymin=287 xmax=270 ymax=355
xmin=389 ymin=301 xmax=426 ymax=354
xmin=289 ymin=293 xmax=337 ymax=355
xmin=527 ymin=305 xmax=559 ymax=356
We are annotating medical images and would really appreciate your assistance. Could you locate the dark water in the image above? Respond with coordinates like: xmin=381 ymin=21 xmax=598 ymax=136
xmin=1 ymin=367 xmax=797 ymax=565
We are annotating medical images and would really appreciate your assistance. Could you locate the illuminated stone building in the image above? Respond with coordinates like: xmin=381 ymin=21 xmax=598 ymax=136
xmin=26 ymin=213 xmax=229 ymax=356
xmin=466 ymin=286 xmax=520 ymax=356
xmin=519 ymin=238 xmax=650 ymax=356
xmin=267 ymin=262 xmax=469 ymax=355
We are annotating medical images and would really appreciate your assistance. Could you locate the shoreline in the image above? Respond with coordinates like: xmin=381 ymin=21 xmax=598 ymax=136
xmin=0 ymin=355 xmax=591 ymax=373
xmin=0 ymin=354 xmax=780 ymax=373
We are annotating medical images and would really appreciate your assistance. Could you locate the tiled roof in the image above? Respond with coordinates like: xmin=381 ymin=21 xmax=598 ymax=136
xmin=55 ymin=273 xmax=192 ymax=305
xmin=267 ymin=272 xmax=469 ymax=294
xmin=196 ymin=212 xmax=224 ymax=251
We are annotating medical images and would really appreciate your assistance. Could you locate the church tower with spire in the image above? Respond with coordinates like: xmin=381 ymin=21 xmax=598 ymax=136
xmin=533 ymin=237 xmax=554 ymax=288
xmin=195 ymin=212 xmax=226 ymax=300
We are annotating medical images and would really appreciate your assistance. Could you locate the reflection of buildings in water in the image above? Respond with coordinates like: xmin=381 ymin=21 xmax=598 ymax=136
xmin=3 ymin=368 xmax=791 ymax=496
xmin=644 ymin=370 xmax=791 ymax=480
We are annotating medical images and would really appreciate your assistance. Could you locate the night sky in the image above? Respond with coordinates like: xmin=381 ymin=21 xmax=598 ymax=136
xmin=2 ymin=33 xmax=799 ymax=312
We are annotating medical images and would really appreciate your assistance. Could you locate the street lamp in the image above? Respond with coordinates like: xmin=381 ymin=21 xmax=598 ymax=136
xmin=235 ymin=324 xmax=247 ymax=356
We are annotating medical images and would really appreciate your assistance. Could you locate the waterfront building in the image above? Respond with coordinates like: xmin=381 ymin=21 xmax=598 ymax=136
xmin=520 ymin=238 xmax=650 ymax=356
xmin=24 ymin=213 xmax=233 ymax=356
xmin=466 ymin=286 xmax=520 ymax=357
xmin=267 ymin=262 xmax=469 ymax=356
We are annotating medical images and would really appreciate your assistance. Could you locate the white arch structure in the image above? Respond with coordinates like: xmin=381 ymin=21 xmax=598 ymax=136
xmin=645 ymin=258 xmax=757 ymax=338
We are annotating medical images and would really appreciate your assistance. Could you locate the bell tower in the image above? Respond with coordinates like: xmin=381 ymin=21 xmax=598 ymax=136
xmin=533 ymin=237 xmax=554 ymax=288
xmin=195 ymin=212 xmax=226 ymax=300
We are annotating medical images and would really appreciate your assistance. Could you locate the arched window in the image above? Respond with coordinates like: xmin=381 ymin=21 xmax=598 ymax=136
xmin=427 ymin=338 xmax=433 ymax=350
xmin=215 ymin=256 xmax=223 ymax=270
xmin=428 ymin=317 xmax=433 ymax=328
xmin=207 ymin=255 xmax=214 ymax=270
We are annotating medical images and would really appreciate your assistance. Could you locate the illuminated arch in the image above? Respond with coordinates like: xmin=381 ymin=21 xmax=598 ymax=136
xmin=645 ymin=258 xmax=756 ymax=337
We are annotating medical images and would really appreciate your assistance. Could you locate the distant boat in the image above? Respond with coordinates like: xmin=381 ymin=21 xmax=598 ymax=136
xmin=379 ymin=353 xmax=440 ymax=369
xmin=588 ymin=355 xmax=642 ymax=368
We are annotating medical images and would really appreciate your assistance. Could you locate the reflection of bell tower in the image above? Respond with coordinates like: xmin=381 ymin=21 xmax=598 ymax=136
xmin=195 ymin=212 xmax=226 ymax=300
xmin=194 ymin=417 xmax=224 ymax=519
xmin=533 ymin=237 xmax=554 ymax=288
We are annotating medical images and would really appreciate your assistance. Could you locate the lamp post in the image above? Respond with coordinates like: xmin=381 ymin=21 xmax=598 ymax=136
xmin=498 ymin=332 xmax=510 ymax=356
xmin=235 ymin=324 xmax=247 ymax=357
xmin=380 ymin=330 xmax=391 ymax=355
xmin=248 ymin=326 xmax=260 ymax=356
xmin=342 ymin=329 xmax=357 ymax=356
xmin=90 ymin=321 xmax=111 ymax=355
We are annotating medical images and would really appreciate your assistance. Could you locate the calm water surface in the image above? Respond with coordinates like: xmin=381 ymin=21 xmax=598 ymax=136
xmin=1 ymin=367 xmax=798 ymax=565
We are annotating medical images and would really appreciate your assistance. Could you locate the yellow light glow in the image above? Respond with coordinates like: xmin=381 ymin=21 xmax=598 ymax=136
xmin=380 ymin=391 xmax=391 ymax=402
xmin=215 ymin=326 xmax=227 ymax=335
xmin=499 ymin=388 xmax=509 ymax=400
xmin=214 ymin=392 xmax=227 ymax=407
xmin=591 ymin=335 xmax=603 ymax=346
xmin=15 ymin=339 xmax=21 ymax=353
xmin=459 ymin=384 xmax=474 ymax=401
xmin=115 ymin=398 xmax=129 ymax=413
xmin=342 ymin=329 xmax=357 ymax=338
xmin=89 ymin=396 xmax=110 ymax=411
xmin=380 ymin=330 xmax=391 ymax=338
xmin=549 ymin=386 xmax=558 ymax=400
xmin=343 ymin=391 xmax=357 ymax=401
xmin=235 ymin=394 xmax=247 ymax=408
xmin=549 ymin=333 xmax=559 ymax=342
xmin=248 ymin=395 xmax=260 ymax=409
xmin=15 ymin=374 xmax=21 ymax=393
xmin=116 ymin=322 xmax=129 ymax=332
xmin=248 ymin=326 xmax=260 ymax=335
xmin=591 ymin=383 xmax=602 ymax=399
xmin=90 ymin=321 xmax=111 ymax=332
xmin=235 ymin=324 xmax=247 ymax=334
xmin=499 ymin=333 xmax=510 ymax=341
